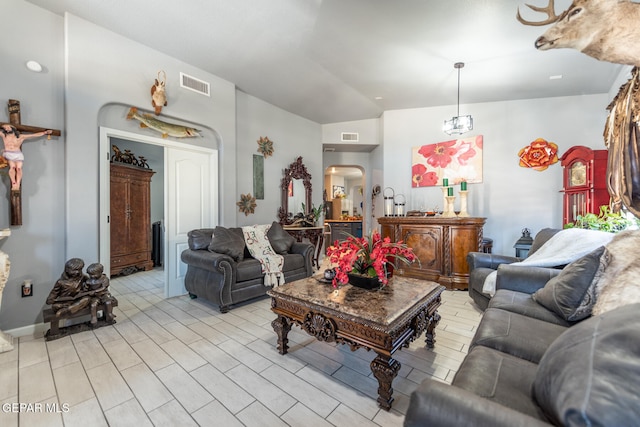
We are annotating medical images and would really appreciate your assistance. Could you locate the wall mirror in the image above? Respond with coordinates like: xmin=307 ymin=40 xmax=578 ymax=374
xmin=278 ymin=156 xmax=312 ymax=225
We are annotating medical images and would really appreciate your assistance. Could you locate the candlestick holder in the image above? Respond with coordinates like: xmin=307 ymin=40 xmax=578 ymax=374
xmin=441 ymin=187 xmax=449 ymax=215
xmin=458 ymin=190 xmax=470 ymax=217
xmin=442 ymin=195 xmax=457 ymax=217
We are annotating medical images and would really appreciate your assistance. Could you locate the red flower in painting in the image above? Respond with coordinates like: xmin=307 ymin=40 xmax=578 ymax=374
xmin=418 ymin=141 xmax=458 ymax=168
xmin=518 ymin=138 xmax=559 ymax=171
xmin=456 ymin=140 xmax=476 ymax=165
xmin=412 ymin=164 xmax=438 ymax=187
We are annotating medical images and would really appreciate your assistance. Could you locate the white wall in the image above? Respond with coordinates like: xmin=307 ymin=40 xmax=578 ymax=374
xmin=64 ymin=14 xmax=237 ymax=265
xmin=381 ymin=94 xmax=611 ymax=254
xmin=0 ymin=0 xmax=65 ymax=331
xmin=322 ymin=118 xmax=380 ymax=146
xmin=235 ymin=91 xmax=322 ymax=226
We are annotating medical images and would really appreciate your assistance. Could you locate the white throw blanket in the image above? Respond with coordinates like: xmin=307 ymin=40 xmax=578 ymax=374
xmin=242 ymin=224 xmax=285 ymax=287
xmin=482 ymin=228 xmax=615 ymax=296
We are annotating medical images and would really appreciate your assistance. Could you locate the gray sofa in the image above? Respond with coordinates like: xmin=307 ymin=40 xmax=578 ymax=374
xmin=181 ymin=222 xmax=314 ymax=312
xmin=405 ymin=239 xmax=640 ymax=426
xmin=467 ymin=228 xmax=561 ymax=310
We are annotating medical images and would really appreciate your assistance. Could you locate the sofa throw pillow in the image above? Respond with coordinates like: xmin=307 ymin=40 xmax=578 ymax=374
xmin=267 ymin=221 xmax=295 ymax=255
xmin=532 ymin=303 xmax=640 ymax=426
xmin=592 ymin=230 xmax=640 ymax=316
xmin=208 ymin=226 xmax=246 ymax=262
xmin=532 ymin=246 xmax=605 ymax=322
xmin=188 ymin=228 xmax=216 ymax=251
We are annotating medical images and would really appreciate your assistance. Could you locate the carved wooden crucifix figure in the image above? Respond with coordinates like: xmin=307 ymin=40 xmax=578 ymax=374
xmin=0 ymin=99 xmax=61 ymax=226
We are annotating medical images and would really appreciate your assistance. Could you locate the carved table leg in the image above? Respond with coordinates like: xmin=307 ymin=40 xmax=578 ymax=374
xmin=271 ymin=315 xmax=292 ymax=355
xmin=370 ymin=353 xmax=401 ymax=410
xmin=426 ymin=311 xmax=441 ymax=349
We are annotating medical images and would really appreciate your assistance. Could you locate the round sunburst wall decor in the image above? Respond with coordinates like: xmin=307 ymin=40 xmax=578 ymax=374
xmin=257 ymin=136 xmax=274 ymax=158
xmin=237 ymin=193 xmax=257 ymax=216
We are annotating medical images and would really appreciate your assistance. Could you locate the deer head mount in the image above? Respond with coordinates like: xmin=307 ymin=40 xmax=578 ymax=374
xmin=517 ymin=0 xmax=640 ymax=67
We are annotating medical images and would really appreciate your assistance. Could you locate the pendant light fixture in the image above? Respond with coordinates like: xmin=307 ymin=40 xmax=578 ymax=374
xmin=443 ymin=62 xmax=473 ymax=135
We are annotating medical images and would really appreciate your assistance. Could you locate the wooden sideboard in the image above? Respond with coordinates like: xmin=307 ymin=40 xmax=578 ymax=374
xmin=378 ymin=216 xmax=486 ymax=290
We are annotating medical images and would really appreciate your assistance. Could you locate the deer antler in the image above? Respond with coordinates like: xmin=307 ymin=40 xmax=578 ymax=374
xmin=517 ymin=0 xmax=562 ymax=26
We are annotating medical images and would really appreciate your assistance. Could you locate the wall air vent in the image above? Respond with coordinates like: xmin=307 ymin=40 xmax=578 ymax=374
xmin=341 ymin=132 xmax=359 ymax=142
xmin=180 ymin=72 xmax=210 ymax=96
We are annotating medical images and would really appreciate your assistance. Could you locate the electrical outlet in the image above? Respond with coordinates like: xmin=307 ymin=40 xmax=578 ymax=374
xmin=21 ymin=280 xmax=33 ymax=297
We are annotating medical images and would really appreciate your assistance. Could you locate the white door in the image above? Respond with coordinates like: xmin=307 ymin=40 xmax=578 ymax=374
xmin=166 ymin=147 xmax=217 ymax=297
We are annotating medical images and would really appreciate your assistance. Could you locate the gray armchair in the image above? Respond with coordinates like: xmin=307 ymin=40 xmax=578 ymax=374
xmin=466 ymin=228 xmax=561 ymax=310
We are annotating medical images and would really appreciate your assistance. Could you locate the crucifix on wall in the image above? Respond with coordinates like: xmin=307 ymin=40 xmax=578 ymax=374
xmin=0 ymin=99 xmax=61 ymax=226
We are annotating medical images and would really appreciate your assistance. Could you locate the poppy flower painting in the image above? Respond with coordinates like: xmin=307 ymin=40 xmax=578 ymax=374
xmin=411 ymin=135 xmax=483 ymax=187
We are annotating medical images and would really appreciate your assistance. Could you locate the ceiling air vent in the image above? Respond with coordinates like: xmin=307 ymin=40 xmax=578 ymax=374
xmin=341 ymin=132 xmax=359 ymax=142
xmin=180 ymin=72 xmax=210 ymax=97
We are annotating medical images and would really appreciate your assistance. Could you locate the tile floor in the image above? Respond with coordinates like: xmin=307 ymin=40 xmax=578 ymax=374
xmin=0 ymin=268 xmax=482 ymax=427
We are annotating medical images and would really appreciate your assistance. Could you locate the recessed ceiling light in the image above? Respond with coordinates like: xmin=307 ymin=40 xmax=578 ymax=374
xmin=374 ymin=96 xmax=383 ymax=100
xmin=549 ymin=74 xmax=563 ymax=80
xmin=26 ymin=60 xmax=43 ymax=73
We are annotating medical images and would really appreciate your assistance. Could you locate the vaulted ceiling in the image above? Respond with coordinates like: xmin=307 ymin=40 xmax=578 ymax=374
xmin=27 ymin=0 xmax=624 ymax=124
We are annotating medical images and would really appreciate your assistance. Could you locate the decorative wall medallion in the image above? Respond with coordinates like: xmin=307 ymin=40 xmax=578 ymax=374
xmin=518 ymin=138 xmax=558 ymax=171
xmin=237 ymin=193 xmax=257 ymax=216
xmin=257 ymin=136 xmax=274 ymax=158
xmin=302 ymin=312 xmax=336 ymax=342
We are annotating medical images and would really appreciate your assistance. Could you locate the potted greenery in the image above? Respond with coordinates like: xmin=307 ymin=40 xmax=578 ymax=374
xmin=301 ymin=202 xmax=324 ymax=226
xmin=564 ymin=205 xmax=640 ymax=233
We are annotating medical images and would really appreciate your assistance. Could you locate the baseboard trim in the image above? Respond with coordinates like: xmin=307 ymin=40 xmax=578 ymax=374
xmin=5 ymin=322 xmax=48 ymax=338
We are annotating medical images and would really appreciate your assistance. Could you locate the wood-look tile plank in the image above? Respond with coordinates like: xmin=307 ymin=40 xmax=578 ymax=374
xmin=85 ymin=362 xmax=134 ymax=411
xmin=147 ymin=399 xmax=199 ymax=427
xmin=159 ymin=339 xmax=207 ymax=372
xmin=260 ymin=364 xmax=339 ymax=418
xmin=281 ymin=402 xmax=334 ymax=427
xmin=131 ymin=338 xmax=174 ymax=371
xmin=155 ymin=363 xmax=214 ymax=413
xmin=61 ymin=397 xmax=108 ymax=427
xmin=226 ymin=364 xmax=296 ymax=416
xmin=51 ymin=361 xmax=95 ymax=406
xmin=103 ymin=398 xmax=153 ymax=427
xmin=19 ymin=360 xmax=57 ymax=403
xmin=191 ymin=364 xmax=255 ymax=414
xmin=191 ymin=400 xmax=245 ymax=427
xmin=120 ymin=363 xmax=173 ymax=412
xmin=236 ymin=401 xmax=289 ymax=427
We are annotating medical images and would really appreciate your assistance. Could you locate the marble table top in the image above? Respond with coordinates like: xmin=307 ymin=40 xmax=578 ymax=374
xmin=268 ymin=275 xmax=443 ymax=327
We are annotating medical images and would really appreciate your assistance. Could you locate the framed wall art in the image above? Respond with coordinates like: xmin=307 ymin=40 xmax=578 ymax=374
xmin=411 ymin=135 xmax=483 ymax=187
xmin=253 ymin=154 xmax=264 ymax=199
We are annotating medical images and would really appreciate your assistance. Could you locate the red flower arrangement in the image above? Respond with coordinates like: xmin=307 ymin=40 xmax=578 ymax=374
xmin=326 ymin=231 xmax=418 ymax=287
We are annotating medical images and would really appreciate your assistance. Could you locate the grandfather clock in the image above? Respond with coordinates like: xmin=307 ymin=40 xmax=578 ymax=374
xmin=560 ymin=146 xmax=609 ymax=225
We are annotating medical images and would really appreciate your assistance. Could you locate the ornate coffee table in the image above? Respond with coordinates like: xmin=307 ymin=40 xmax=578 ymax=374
xmin=267 ymin=276 xmax=444 ymax=410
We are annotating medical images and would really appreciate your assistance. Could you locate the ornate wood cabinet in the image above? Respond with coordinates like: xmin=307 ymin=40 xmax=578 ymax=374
xmin=378 ymin=216 xmax=486 ymax=290
xmin=110 ymin=163 xmax=155 ymax=276
xmin=560 ymin=146 xmax=609 ymax=226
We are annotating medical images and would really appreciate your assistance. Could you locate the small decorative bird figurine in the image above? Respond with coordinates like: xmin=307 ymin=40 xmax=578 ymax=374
xmin=151 ymin=70 xmax=167 ymax=115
